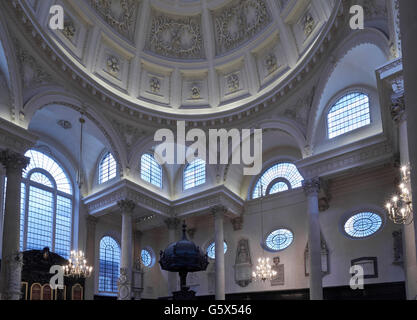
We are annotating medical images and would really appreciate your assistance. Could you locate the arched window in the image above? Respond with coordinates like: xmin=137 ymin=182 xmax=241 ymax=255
xmin=140 ymin=154 xmax=162 ymax=188
xmin=20 ymin=150 xmax=73 ymax=259
xmin=327 ymin=92 xmax=370 ymax=139
xmin=183 ymin=159 xmax=206 ymax=190
xmin=99 ymin=152 xmax=117 ymax=184
xmin=265 ymin=229 xmax=294 ymax=251
xmin=99 ymin=236 xmax=120 ymax=293
xmin=206 ymin=241 xmax=227 ymax=260
xmin=343 ymin=211 xmax=383 ymax=238
xmin=252 ymin=163 xmax=303 ymax=199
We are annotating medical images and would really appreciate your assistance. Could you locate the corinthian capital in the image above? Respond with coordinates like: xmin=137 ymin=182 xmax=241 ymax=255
xmin=164 ymin=217 xmax=180 ymax=230
xmin=211 ymin=205 xmax=227 ymax=219
xmin=391 ymin=94 xmax=406 ymax=123
xmin=302 ymin=178 xmax=321 ymax=196
xmin=117 ymin=199 xmax=135 ymax=214
xmin=0 ymin=149 xmax=30 ymax=171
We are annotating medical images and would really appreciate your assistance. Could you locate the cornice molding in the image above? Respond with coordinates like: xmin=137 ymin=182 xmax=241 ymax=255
xmin=296 ymin=135 xmax=394 ymax=179
xmin=0 ymin=117 xmax=38 ymax=153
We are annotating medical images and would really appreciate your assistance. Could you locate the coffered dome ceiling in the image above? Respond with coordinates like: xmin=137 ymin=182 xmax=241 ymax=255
xmin=26 ymin=0 xmax=337 ymax=117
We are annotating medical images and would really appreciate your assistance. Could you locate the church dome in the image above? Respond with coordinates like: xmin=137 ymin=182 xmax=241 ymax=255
xmin=25 ymin=0 xmax=337 ymax=118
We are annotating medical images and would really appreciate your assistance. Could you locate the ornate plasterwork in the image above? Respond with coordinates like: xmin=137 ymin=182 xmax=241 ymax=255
xmin=264 ymin=53 xmax=278 ymax=74
xmin=213 ymin=0 xmax=272 ymax=55
xmin=15 ymin=43 xmax=52 ymax=88
xmin=147 ymin=12 xmax=204 ymax=59
xmin=62 ymin=18 xmax=76 ymax=41
xmin=303 ymin=12 xmax=315 ymax=37
xmin=227 ymin=73 xmax=240 ymax=93
xmin=149 ymin=77 xmax=161 ymax=94
xmin=106 ymin=55 xmax=120 ymax=76
xmin=89 ymin=0 xmax=138 ymax=39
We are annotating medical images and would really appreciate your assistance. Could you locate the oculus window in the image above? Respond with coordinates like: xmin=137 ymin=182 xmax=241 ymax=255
xmin=19 ymin=150 xmax=73 ymax=259
xmin=141 ymin=249 xmax=153 ymax=267
xmin=99 ymin=236 xmax=120 ymax=293
xmin=183 ymin=159 xmax=206 ymax=190
xmin=252 ymin=163 xmax=303 ymax=199
xmin=206 ymin=241 xmax=227 ymax=259
xmin=265 ymin=229 xmax=294 ymax=251
xmin=344 ymin=212 xmax=383 ymax=238
xmin=140 ymin=154 xmax=162 ymax=188
xmin=99 ymin=152 xmax=117 ymax=184
xmin=327 ymin=92 xmax=370 ymax=139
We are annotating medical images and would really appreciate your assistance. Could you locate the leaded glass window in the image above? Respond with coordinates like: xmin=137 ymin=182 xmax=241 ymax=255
xmin=99 ymin=236 xmax=120 ymax=293
xmin=140 ymin=154 xmax=162 ymax=188
xmin=206 ymin=241 xmax=227 ymax=259
xmin=344 ymin=212 xmax=383 ymax=238
xmin=184 ymin=159 xmax=206 ymax=190
xmin=19 ymin=150 xmax=73 ymax=259
xmin=265 ymin=229 xmax=294 ymax=251
xmin=327 ymin=92 xmax=370 ymax=139
xmin=141 ymin=249 xmax=152 ymax=267
xmin=252 ymin=163 xmax=303 ymax=199
xmin=99 ymin=152 xmax=117 ymax=184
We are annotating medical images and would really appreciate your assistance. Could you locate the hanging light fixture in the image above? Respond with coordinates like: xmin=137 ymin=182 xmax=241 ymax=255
xmin=64 ymin=250 xmax=93 ymax=278
xmin=76 ymin=112 xmax=85 ymax=189
xmin=252 ymin=183 xmax=277 ymax=282
xmin=386 ymin=165 xmax=413 ymax=225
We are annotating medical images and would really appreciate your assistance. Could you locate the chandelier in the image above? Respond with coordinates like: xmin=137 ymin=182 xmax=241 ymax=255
xmin=252 ymin=184 xmax=276 ymax=282
xmin=64 ymin=250 xmax=93 ymax=278
xmin=252 ymin=257 xmax=277 ymax=282
xmin=386 ymin=165 xmax=413 ymax=225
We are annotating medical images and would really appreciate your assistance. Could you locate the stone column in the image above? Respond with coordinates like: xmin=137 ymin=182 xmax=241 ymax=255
xmin=302 ymin=178 xmax=323 ymax=300
xmin=212 ymin=206 xmax=226 ymax=300
xmin=85 ymin=216 xmax=97 ymax=300
xmin=0 ymin=150 xmax=30 ymax=300
xmin=391 ymin=93 xmax=417 ymax=299
xmin=399 ymin=2 xmax=417 ymax=298
xmin=117 ymin=199 xmax=135 ymax=300
xmin=164 ymin=218 xmax=180 ymax=294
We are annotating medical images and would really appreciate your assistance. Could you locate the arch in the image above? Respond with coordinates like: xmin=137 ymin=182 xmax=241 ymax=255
xmin=99 ymin=235 xmax=120 ymax=293
xmin=23 ymin=89 xmax=127 ymax=178
xmin=307 ymin=28 xmax=390 ymax=147
xmin=21 ymin=149 xmax=74 ymax=258
xmin=251 ymin=162 xmax=304 ymax=199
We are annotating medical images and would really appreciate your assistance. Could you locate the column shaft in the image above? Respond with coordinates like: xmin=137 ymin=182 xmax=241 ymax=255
xmin=0 ymin=150 xmax=30 ymax=300
xmin=117 ymin=199 xmax=135 ymax=300
xmin=213 ymin=207 xmax=226 ymax=300
xmin=303 ymin=179 xmax=323 ymax=300
xmin=399 ymin=0 xmax=417 ymax=299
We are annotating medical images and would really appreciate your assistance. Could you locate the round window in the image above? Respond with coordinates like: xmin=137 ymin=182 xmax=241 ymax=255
xmin=206 ymin=241 xmax=227 ymax=259
xmin=344 ymin=212 xmax=383 ymax=238
xmin=141 ymin=249 xmax=153 ymax=267
xmin=265 ymin=229 xmax=294 ymax=251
